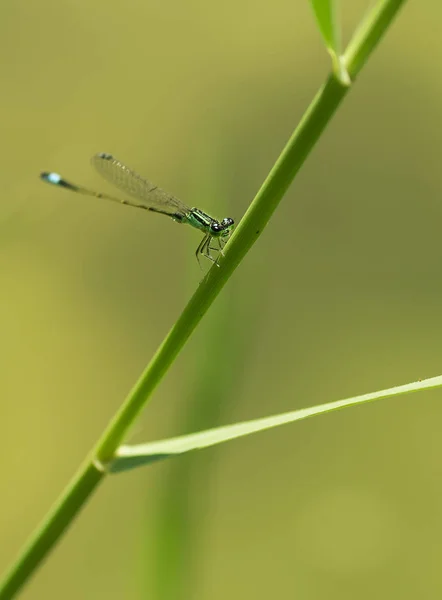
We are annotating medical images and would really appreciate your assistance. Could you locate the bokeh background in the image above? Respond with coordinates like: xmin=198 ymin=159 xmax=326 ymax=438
xmin=2 ymin=1 xmax=442 ymax=598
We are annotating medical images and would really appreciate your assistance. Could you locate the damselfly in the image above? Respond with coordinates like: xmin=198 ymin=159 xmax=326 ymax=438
xmin=41 ymin=153 xmax=234 ymax=266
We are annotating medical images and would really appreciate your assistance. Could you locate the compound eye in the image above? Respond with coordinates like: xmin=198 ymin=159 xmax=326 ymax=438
xmin=211 ymin=222 xmax=222 ymax=233
xmin=221 ymin=217 xmax=234 ymax=227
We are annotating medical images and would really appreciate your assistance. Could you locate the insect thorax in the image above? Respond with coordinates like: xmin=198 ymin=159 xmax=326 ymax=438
xmin=186 ymin=209 xmax=234 ymax=238
xmin=187 ymin=208 xmax=216 ymax=233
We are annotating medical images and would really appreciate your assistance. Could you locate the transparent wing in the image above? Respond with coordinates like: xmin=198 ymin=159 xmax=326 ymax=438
xmin=92 ymin=153 xmax=191 ymax=218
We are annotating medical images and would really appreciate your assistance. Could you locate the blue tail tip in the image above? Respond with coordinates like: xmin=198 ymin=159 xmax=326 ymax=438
xmin=41 ymin=172 xmax=62 ymax=185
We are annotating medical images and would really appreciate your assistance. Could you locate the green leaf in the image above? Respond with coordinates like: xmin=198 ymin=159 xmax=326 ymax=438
xmin=310 ymin=0 xmax=350 ymax=85
xmin=108 ymin=375 xmax=442 ymax=473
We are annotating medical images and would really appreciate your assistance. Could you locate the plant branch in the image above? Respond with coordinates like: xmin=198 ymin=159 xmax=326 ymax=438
xmin=0 ymin=0 xmax=408 ymax=597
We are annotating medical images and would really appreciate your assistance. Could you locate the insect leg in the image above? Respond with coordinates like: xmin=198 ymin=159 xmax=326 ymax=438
xmin=202 ymin=235 xmax=218 ymax=265
xmin=196 ymin=234 xmax=208 ymax=270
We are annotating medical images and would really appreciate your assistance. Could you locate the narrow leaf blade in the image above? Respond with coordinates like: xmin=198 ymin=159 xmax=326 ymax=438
xmin=310 ymin=0 xmax=350 ymax=85
xmin=108 ymin=375 xmax=442 ymax=473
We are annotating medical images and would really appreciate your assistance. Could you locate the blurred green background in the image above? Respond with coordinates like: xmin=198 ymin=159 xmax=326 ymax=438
xmin=2 ymin=0 xmax=442 ymax=598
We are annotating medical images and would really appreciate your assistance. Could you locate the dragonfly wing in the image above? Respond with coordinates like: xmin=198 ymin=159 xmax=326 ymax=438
xmin=91 ymin=153 xmax=190 ymax=218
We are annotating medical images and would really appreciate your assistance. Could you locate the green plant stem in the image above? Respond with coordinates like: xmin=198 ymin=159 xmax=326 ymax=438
xmin=0 ymin=1 xmax=407 ymax=597
xmin=0 ymin=463 xmax=104 ymax=600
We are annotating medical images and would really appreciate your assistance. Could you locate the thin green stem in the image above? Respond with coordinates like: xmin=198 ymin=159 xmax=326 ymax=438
xmin=0 ymin=1 xmax=407 ymax=597
xmin=0 ymin=463 xmax=104 ymax=600
xmin=344 ymin=0 xmax=408 ymax=74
